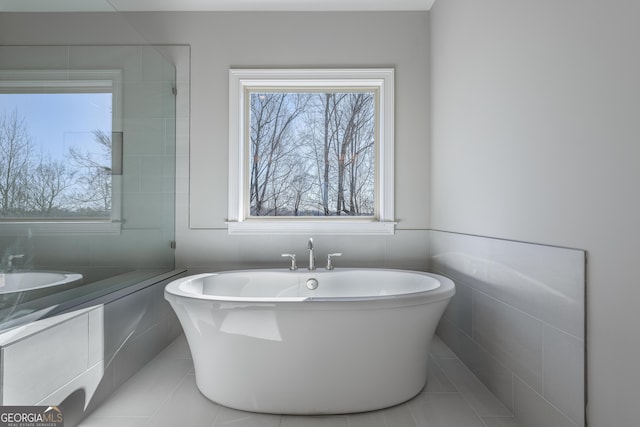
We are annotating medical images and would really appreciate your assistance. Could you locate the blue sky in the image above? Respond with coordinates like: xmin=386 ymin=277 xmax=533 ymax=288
xmin=0 ymin=93 xmax=112 ymax=160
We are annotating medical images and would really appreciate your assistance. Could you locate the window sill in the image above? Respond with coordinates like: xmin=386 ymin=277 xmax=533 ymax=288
xmin=227 ymin=220 xmax=396 ymax=236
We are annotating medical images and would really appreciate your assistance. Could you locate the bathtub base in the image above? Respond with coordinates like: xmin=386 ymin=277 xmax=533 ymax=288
xmin=165 ymin=269 xmax=455 ymax=415
xmin=197 ymin=377 xmax=426 ymax=415
xmin=173 ymin=298 xmax=448 ymax=414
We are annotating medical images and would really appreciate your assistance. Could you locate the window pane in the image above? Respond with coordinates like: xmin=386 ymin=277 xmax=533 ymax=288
xmin=0 ymin=92 xmax=112 ymax=219
xmin=248 ymin=91 xmax=376 ymax=217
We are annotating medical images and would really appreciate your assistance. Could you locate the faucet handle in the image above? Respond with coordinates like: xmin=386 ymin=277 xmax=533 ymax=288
xmin=6 ymin=254 xmax=25 ymax=272
xmin=281 ymin=253 xmax=298 ymax=270
xmin=326 ymin=253 xmax=342 ymax=270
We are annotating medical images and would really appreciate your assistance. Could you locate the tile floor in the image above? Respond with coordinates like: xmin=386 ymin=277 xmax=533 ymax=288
xmin=78 ymin=334 xmax=520 ymax=427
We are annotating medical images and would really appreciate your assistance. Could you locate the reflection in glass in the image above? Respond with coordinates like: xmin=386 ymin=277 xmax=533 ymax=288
xmin=0 ymin=45 xmax=177 ymax=330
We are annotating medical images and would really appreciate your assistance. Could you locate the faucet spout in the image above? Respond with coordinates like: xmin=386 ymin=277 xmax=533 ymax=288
xmin=307 ymin=238 xmax=316 ymax=270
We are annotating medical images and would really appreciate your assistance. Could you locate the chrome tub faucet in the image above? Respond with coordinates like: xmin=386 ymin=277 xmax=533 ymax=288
xmin=307 ymin=238 xmax=316 ymax=270
xmin=282 ymin=239 xmax=342 ymax=271
xmin=326 ymin=253 xmax=342 ymax=270
xmin=281 ymin=253 xmax=298 ymax=270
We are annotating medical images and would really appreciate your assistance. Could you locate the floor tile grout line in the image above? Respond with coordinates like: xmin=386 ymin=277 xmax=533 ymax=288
xmin=437 ymin=324 xmax=518 ymax=411
xmin=429 ymin=346 xmax=517 ymax=426
xmin=512 ymin=374 xmax=581 ymax=427
xmin=137 ymin=354 xmax=194 ymax=426
xmin=77 ymin=415 xmax=151 ymax=427
xmin=428 ymin=355 xmax=460 ymax=393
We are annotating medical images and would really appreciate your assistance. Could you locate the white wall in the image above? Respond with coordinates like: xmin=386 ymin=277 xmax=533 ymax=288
xmin=0 ymin=11 xmax=432 ymax=270
xmin=430 ymin=0 xmax=640 ymax=425
xmin=122 ymin=11 xmax=432 ymax=271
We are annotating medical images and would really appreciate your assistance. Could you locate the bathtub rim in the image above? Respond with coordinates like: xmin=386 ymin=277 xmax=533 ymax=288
xmin=0 ymin=271 xmax=83 ymax=295
xmin=165 ymin=268 xmax=455 ymax=307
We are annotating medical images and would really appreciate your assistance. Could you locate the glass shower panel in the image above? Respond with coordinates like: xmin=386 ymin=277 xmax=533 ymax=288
xmin=0 ymin=45 xmax=176 ymax=330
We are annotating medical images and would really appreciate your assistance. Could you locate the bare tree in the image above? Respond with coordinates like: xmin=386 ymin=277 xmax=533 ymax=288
xmin=0 ymin=109 xmax=113 ymax=217
xmin=333 ymin=93 xmax=373 ymax=215
xmin=285 ymin=155 xmax=315 ymax=216
xmin=321 ymin=93 xmax=348 ymax=215
xmin=0 ymin=109 xmax=33 ymax=215
xmin=67 ymin=129 xmax=113 ymax=214
xmin=250 ymin=93 xmax=309 ymax=215
xmin=248 ymin=91 xmax=376 ymax=217
xmin=314 ymin=92 xmax=375 ymax=216
xmin=27 ymin=154 xmax=75 ymax=215
xmin=344 ymin=93 xmax=375 ymax=215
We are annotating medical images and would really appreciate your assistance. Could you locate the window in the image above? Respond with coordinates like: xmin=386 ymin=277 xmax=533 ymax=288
xmin=228 ymin=69 xmax=395 ymax=235
xmin=0 ymin=70 xmax=122 ymax=233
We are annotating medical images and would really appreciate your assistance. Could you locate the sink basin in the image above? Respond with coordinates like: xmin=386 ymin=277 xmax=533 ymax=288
xmin=0 ymin=272 xmax=83 ymax=294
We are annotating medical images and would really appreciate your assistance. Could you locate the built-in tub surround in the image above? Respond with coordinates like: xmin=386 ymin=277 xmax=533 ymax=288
xmin=0 ymin=271 xmax=83 ymax=311
xmin=165 ymin=269 xmax=455 ymax=414
xmin=0 ymin=270 xmax=185 ymax=427
xmin=429 ymin=230 xmax=586 ymax=427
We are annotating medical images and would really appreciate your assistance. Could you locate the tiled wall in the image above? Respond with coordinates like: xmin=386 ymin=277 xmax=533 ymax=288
xmin=179 ymin=230 xmax=431 ymax=274
xmin=429 ymin=230 xmax=586 ymax=427
xmin=0 ymin=271 xmax=184 ymax=427
xmin=0 ymin=230 xmax=586 ymax=427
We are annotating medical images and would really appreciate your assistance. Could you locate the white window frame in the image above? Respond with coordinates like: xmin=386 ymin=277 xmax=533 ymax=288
xmin=0 ymin=69 xmax=123 ymax=234
xmin=227 ymin=68 xmax=395 ymax=235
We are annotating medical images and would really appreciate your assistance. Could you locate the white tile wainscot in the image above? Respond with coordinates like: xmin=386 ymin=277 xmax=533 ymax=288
xmin=429 ymin=230 xmax=586 ymax=427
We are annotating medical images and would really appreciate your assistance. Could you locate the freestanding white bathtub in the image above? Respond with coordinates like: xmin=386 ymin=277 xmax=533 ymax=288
xmin=165 ymin=268 xmax=455 ymax=414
